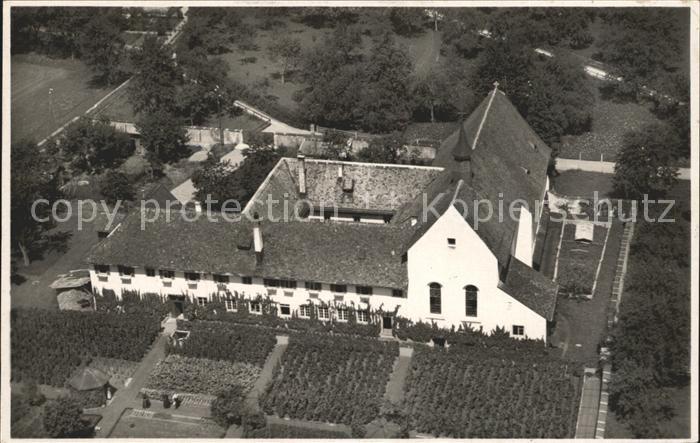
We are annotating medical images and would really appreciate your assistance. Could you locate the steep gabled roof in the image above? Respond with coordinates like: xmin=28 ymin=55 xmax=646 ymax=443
xmin=501 ymin=257 xmax=558 ymax=321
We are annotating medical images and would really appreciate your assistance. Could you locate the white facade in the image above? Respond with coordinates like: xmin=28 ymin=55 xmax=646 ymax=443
xmin=90 ymin=201 xmax=550 ymax=341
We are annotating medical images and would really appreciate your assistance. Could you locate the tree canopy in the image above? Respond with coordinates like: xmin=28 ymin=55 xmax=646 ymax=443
xmin=136 ymin=108 xmax=190 ymax=167
xmin=11 ymin=141 xmax=63 ymax=266
xmin=43 ymin=396 xmax=84 ymax=438
xmin=129 ymin=35 xmax=181 ymax=115
xmin=58 ymin=117 xmax=135 ymax=174
xmin=612 ymin=124 xmax=680 ymax=200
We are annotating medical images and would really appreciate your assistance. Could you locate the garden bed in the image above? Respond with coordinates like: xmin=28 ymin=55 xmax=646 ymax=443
xmin=10 ymin=309 xmax=160 ymax=386
xmin=246 ymin=420 xmax=351 ymax=438
xmin=403 ymin=346 xmax=580 ymax=438
xmin=261 ymin=333 xmax=398 ymax=425
xmin=145 ymin=354 xmax=261 ymax=396
xmin=556 ymin=223 xmax=608 ymax=297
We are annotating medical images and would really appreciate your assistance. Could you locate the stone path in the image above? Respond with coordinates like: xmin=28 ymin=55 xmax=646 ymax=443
xmin=94 ymin=317 xmax=176 ymax=437
xmin=384 ymin=346 xmax=414 ymax=404
xmin=608 ymin=222 xmax=635 ymax=328
xmin=575 ymin=368 xmax=602 ymax=438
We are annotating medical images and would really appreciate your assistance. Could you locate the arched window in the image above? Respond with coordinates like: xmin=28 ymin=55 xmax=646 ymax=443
xmin=465 ymin=285 xmax=478 ymax=317
xmin=429 ymin=283 xmax=442 ymax=314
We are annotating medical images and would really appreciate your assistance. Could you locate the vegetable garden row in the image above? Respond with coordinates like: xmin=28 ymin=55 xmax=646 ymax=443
xmin=11 ymin=308 xmax=160 ymax=386
xmin=403 ymin=347 xmax=581 ymax=438
xmin=261 ymin=333 xmax=399 ymax=425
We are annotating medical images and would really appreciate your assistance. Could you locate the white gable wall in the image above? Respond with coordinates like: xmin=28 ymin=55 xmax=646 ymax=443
xmin=513 ymin=206 xmax=534 ymax=267
xmin=405 ymin=205 xmax=547 ymax=340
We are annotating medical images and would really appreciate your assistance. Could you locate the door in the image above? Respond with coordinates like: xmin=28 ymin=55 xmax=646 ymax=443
xmin=382 ymin=315 xmax=393 ymax=330
xmin=168 ymin=295 xmax=185 ymax=316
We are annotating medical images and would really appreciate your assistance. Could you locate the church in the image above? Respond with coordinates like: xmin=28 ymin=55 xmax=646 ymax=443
xmin=86 ymin=84 xmax=558 ymax=342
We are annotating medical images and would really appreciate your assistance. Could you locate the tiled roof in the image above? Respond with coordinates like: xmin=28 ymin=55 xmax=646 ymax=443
xmin=501 ymin=257 xmax=558 ymax=321
xmin=245 ymin=158 xmax=443 ymax=218
xmin=86 ymin=209 xmax=409 ymax=289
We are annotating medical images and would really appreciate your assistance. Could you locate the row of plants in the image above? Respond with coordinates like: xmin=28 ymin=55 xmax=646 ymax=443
xmin=171 ymin=320 xmax=276 ymax=366
xmin=95 ymin=289 xmax=174 ymax=319
xmin=184 ymin=292 xmax=382 ymax=338
xmin=145 ymin=354 xmax=261 ymax=396
xmin=260 ymin=333 xmax=399 ymax=425
xmin=392 ymin=317 xmax=548 ymax=357
xmin=245 ymin=422 xmax=351 ymax=438
xmin=403 ymin=347 xmax=580 ymax=438
xmin=10 ymin=308 xmax=160 ymax=386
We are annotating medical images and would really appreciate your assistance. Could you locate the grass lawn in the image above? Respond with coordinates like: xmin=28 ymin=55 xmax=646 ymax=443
xmin=552 ymin=170 xmax=614 ymax=199
xmin=556 ymin=223 xmax=608 ymax=295
xmin=558 ymin=85 xmax=658 ymax=162
xmin=90 ymin=84 xmax=135 ymax=122
xmin=11 ymin=53 xmax=112 ymax=144
xmin=220 ymin=16 xmax=442 ymax=117
xmin=109 ymin=409 xmax=225 ymax=438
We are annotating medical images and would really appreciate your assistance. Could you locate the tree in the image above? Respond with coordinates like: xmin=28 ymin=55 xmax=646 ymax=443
xmin=11 ymin=141 xmax=63 ymax=266
xmin=100 ymin=171 xmax=135 ymax=205
xmin=356 ymin=32 xmax=413 ymax=133
xmin=43 ymin=396 xmax=84 ymax=438
xmin=412 ymin=65 xmax=452 ymax=122
xmin=389 ymin=8 xmax=425 ymax=36
xmin=441 ymin=9 xmax=487 ymax=59
xmin=356 ymin=132 xmax=406 ymax=164
xmin=267 ymin=37 xmax=302 ymax=84
xmin=210 ymin=385 xmax=245 ymax=427
xmin=78 ymin=12 xmax=128 ymax=85
xmin=129 ymin=35 xmax=181 ymax=115
xmin=612 ymin=124 xmax=680 ymax=199
xmin=59 ymin=117 xmax=134 ymax=174
xmin=193 ymin=144 xmax=283 ymax=208
xmin=136 ymin=109 xmax=190 ymax=167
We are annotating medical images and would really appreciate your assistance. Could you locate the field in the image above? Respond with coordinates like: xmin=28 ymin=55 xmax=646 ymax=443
xmin=261 ymin=333 xmax=399 ymax=425
xmin=11 ymin=54 xmax=111 ymax=143
xmin=558 ymin=85 xmax=658 ymax=162
xmin=556 ymin=223 xmax=609 ymax=296
xmin=219 ymin=15 xmax=442 ymax=115
xmin=247 ymin=421 xmax=351 ymax=438
xmin=403 ymin=347 xmax=580 ymax=438
xmin=109 ymin=408 xmax=225 ymax=438
xmin=552 ymin=170 xmax=614 ymax=199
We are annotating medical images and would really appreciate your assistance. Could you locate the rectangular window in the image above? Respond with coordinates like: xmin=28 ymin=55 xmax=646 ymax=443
xmin=356 ymin=286 xmax=373 ymax=295
xmin=95 ymin=265 xmax=110 ymax=274
xmin=360 ymin=297 xmax=370 ymax=304
xmin=334 ymin=294 xmax=344 ymax=302
xmin=299 ymin=305 xmax=312 ymax=318
xmin=392 ymin=289 xmax=404 ymax=298
xmin=337 ymin=308 xmax=349 ymax=321
xmin=242 ymin=276 xmax=252 ymax=285
xmin=250 ymin=301 xmax=262 ymax=314
xmin=159 ymin=269 xmax=175 ymax=279
xmin=267 ymin=288 xmax=278 ymax=296
xmin=357 ymin=310 xmax=369 ymax=323
xmin=263 ymin=278 xmax=280 ymax=287
xmin=118 ymin=266 xmax=134 ymax=277
xmin=317 ymin=306 xmax=330 ymax=320
xmin=184 ymin=272 xmax=200 ymax=281
xmin=330 ymin=284 xmax=347 ymax=293
xmin=429 ymin=284 xmax=441 ymax=314
xmin=224 ymin=298 xmax=237 ymax=312
xmin=447 ymin=238 xmax=456 ymax=247
xmin=197 ymin=297 xmax=208 ymax=306
xmin=305 ymin=281 xmax=322 ymax=291
xmin=512 ymin=325 xmax=525 ymax=336
xmin=214 ymin=274 xmax=230 ymax=283
xmin=280 ymin=279 xmax=296 ymax=289
xmin=279 ymin=304 xmax=291 ymax=316
xmin=145 ymin=268 xmax=156 ymax=277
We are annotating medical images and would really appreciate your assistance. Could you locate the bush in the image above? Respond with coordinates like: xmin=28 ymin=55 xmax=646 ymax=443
xmin=43 ymin=397 xmax=84 ymax=438
xmin=242 ymin=408 xmax=267 ymax=432
xmin=11 ymin=393 xmax=31 ymax=425
xmin=100 ymin=170 xmax=135 ymax=204
xmin=121 ymin=155 xmax=150 ymax=179
xmin=210 ymin=385 xmax=246 ymax=427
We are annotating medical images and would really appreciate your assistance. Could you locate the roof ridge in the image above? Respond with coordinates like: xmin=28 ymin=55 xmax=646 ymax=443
xmin=297 ymin=157 xmax=445 ymax=171
xmin=470 ymin=84 xmax=499 ymax=151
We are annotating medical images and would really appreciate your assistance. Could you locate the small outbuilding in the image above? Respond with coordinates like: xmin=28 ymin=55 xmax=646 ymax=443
xmin=575 ymin=222 xmax=595 ymax=243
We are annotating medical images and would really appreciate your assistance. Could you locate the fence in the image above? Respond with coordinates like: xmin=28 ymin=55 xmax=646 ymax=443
xmin=556 ymin=158 xmax=691 ymax=180
xmin=106 ymin=120 xmax=242 ymax=148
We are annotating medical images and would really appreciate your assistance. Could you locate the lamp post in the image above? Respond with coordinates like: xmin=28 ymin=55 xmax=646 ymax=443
xmin=213 ymin=84 xmax=224 ymax=147
xmin=48 ymin=87 xmax=55 ymax=127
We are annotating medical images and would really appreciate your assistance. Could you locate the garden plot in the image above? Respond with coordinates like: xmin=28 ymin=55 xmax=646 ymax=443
xmin=404 ymin=347 xmax=580 ymax=438
xmin=109 ymin=408 xmax=225 ymax=438
xmin=261 ymin=333 xmax=399 ymax=425
xmin=556 ymin=223 xmax=609 ymax=297
xmin=87 ymin=357 xmax=140 ymax=389
xmin=145 ymin=354 xmax=261 ymax=396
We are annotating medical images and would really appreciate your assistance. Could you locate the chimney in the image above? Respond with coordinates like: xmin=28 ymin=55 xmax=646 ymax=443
xmin=337 ymin=164 xmax=344 ymax=180
xmin=253 ymin=221 xmax=263 ymax=264
xmin=297 ymin=154 xmax=306 ymax=195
